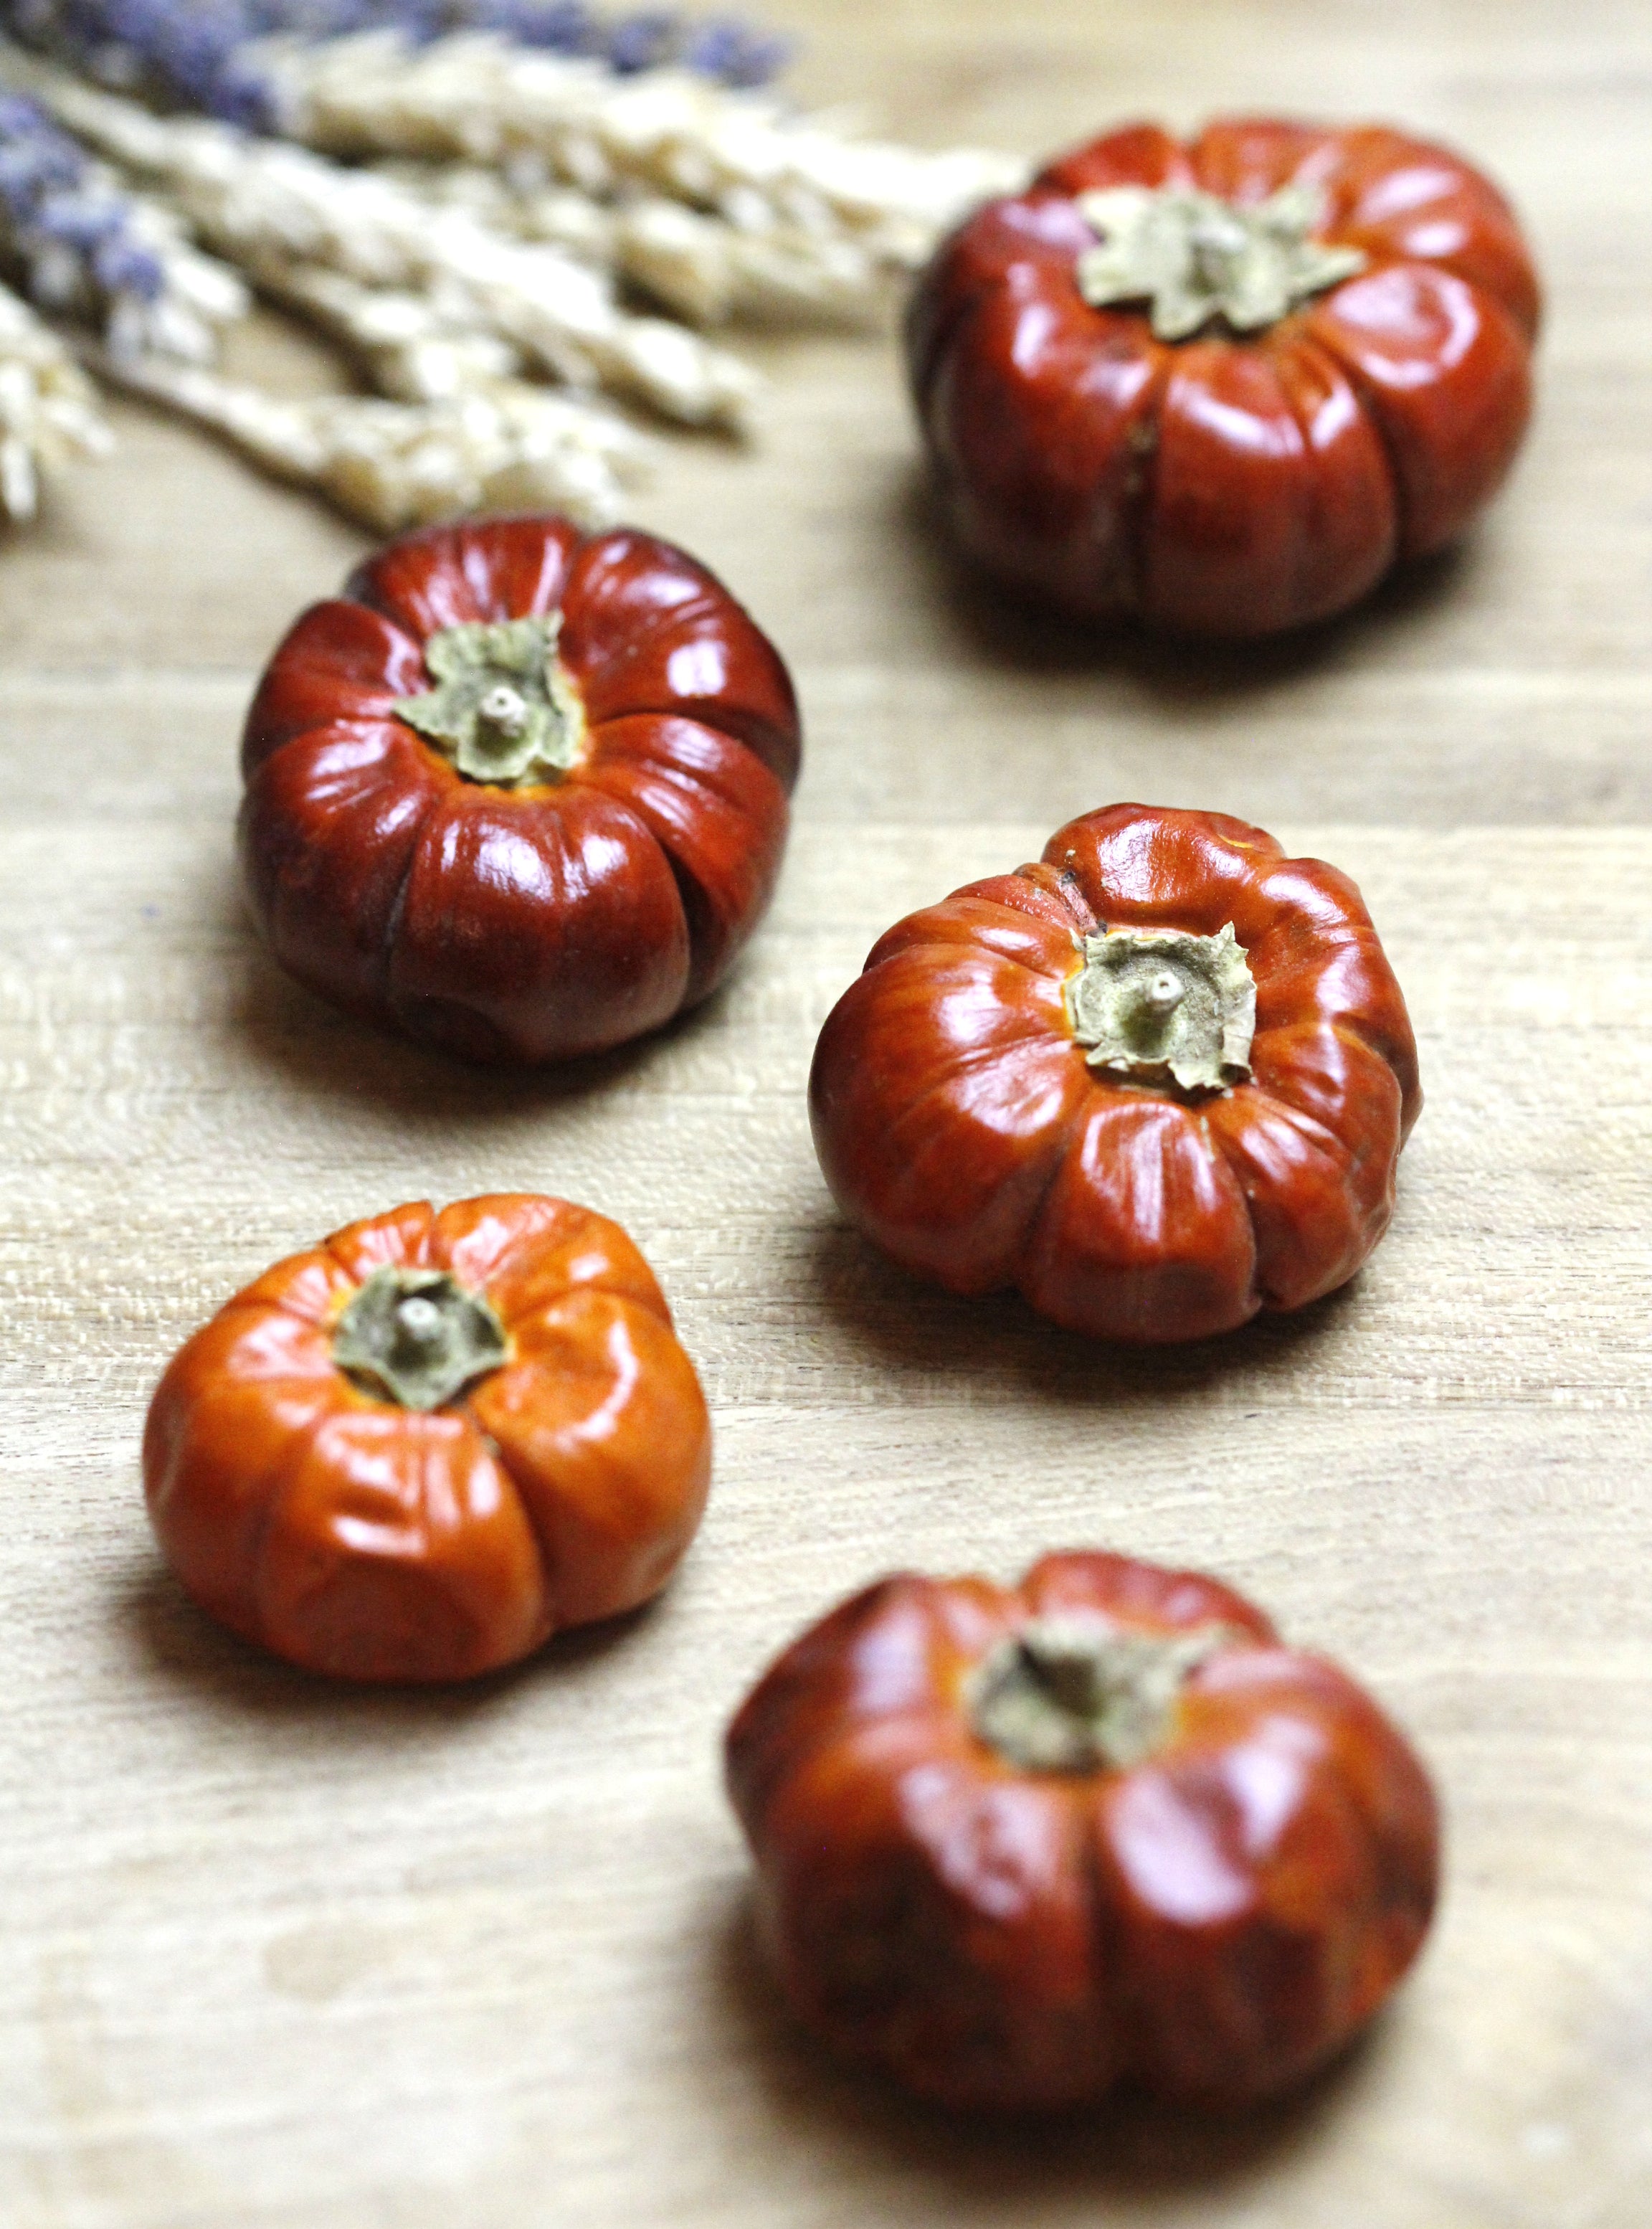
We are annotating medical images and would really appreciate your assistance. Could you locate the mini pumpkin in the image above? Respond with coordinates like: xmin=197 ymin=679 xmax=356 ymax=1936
xmin=809 ymin=804 xmax=1420 ymax=1344
xmin=239 ymin=514 xmax=800 ymax=1064
xmin=907 ymin=118 xmax=1540 ymax=635
xmin=143 ymin=1194 xmax=711 ymax=1680
xmin=727 ymin=1551 xmax=1440 ymax=2109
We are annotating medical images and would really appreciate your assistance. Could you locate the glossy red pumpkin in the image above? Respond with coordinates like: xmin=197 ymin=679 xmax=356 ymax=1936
xmin=239 ymin=515 xmax=800 ymax=1063
xmin=907 ymin=118 xmax=1540 ymax=636
xmin=809 ymin=805 xmax=1420 ymax=1344
xmin=727 ymin=1550 xmax=1440 ymax=2109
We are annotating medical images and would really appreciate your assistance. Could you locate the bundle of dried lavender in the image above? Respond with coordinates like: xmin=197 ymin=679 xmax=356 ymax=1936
xmin=0 ymin=9 xmax=1025 ymax=531
xmin=14 ymin=56 xmax=760 ymax=427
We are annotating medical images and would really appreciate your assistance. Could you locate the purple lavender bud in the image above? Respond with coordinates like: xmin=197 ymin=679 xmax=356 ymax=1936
xmin=0 ymin=94 xmax=52 ymax=138
xmin=32 ymin=189 xmax=124 ymax=247
xmin=714 ymin=29 xmax=789 ymax=86
xmin=0 ymin=140 xmax=85 ymax=214
xmin=505 ymin=0 xmax=600 ymax=51
xmin=207 ymin=56 xmax=279 ymax=129
xmin=605 ymin=9 xmax=677 ymax=74
xmin=91 ymin=230 xmax=166 ymax=299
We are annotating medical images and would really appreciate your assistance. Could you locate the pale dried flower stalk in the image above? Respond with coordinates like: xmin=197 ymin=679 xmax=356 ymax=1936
xmin=82 ymin=341 xmax=642 ymax=530
xmin=379 ymin=158 xmax=882 ymax=328
xmin=257 ymin=259 xmax=527 ymax=403
xmin=3 ymin=47 xmax=761 ymax=429
xmin=256 ymin=33 xmax=1028 ymax=265
xmin=248 ymin=259 xmax=654 ymax=506
xmin=0 ymin=276 xmax=112 ymax=520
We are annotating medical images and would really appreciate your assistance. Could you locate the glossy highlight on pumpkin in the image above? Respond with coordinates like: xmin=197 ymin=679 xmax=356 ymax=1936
xmin=906 ymin=117 xmax=1541 ymax=636
xmin=809 ymin=804 xmax=1421 ymax=1345
xmin=726 ymin=1550 xmax=1440 ymax=2110
xmin=143 ymin=1194 xmax=713 ymax=1681
xmin=239 ymin=514 xmax=802 ymax=1064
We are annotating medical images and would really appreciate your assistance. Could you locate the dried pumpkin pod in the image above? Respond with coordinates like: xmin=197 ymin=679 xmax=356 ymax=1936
xmin=809 ymin=804 xmax=1420 ymax=1345
xmin=144 ymin=1194 xmax=712 ymax=1681
xmin=906 ymin=115 xmax=1540 ymax=635
xmin=727 ymin=1550 xmax=1440 ymax=2109
xmin=239 ymin=512 xmax=799 ymax=1063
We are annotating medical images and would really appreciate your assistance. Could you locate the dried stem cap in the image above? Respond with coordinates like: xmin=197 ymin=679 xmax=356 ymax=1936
xmin=968 ymin=1616 xmax=1233 ymax=1773
xmin=1064 ymin=921 xmax=1255 ymax=1094
xmin=332 ymin=1265 xmax=510 ymax=1411
xmin=1075 ymin=181 xmax=1367 ymax=342
xmin=394 ymin=612 xmax=586 ymax=786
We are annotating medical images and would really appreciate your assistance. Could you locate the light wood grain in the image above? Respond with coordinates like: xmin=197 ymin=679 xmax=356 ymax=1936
xmin=4 ymin=4 xmax=1652 ymax=2224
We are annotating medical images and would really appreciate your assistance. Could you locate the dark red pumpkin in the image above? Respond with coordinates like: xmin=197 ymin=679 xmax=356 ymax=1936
xmin=239 ymin=514 xmax=800 ymax=1063
xmin=907 ymin=118 xmax=1540 ymax=636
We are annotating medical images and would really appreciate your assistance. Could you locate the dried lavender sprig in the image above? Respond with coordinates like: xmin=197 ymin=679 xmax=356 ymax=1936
xmin=0 ymin=270 xmax=110 ymax=516
xmin=1 ymin=1 xmax=791 ymax=131
xmin=0 ymin=85 xmax=247 ymax=355
xmin=80 ymin=333 xmax=643 ymax=526
xmin=8 ymin=52 xmax=761 ymax=426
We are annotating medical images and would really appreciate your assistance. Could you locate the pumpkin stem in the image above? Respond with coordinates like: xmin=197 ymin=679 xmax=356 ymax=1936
xmin=1063 ymin=920 xmax=1255 ymax=1094
xmin=967 ymin=1616 xmax=1234 ymax=1774
xmin=331 ymin=1265 xmax=509 ymax=1411
xmin=393 ymin=612 xmax=587 ymax=787
xmin=1074 ymin=181 xmax=1367 ymax=342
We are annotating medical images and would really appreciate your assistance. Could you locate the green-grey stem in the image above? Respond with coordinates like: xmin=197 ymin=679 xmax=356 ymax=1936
xmin=1064 ymin=921 xmax=1255 ymax=1094
xmin=1075 ymin=181 xmax=1367 ymax=341
xmin=331 ymin=1265 xmax=510 ymax=1411
xmin=967 ymin=1616 xmax=1234 ymax=1774
xmin=393 ymin=612 xmax=586 ymax=786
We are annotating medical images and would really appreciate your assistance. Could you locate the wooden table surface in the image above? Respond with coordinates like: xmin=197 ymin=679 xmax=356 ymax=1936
xmin=4 ymin=4 xmax=1651 ymax=2223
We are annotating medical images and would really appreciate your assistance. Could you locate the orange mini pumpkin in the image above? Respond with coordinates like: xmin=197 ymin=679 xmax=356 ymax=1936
xmin=143 ymin=1194 xmax=711 ymax=1680
xmin=727 ymin=1551 xmax=1440 ymax=2109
